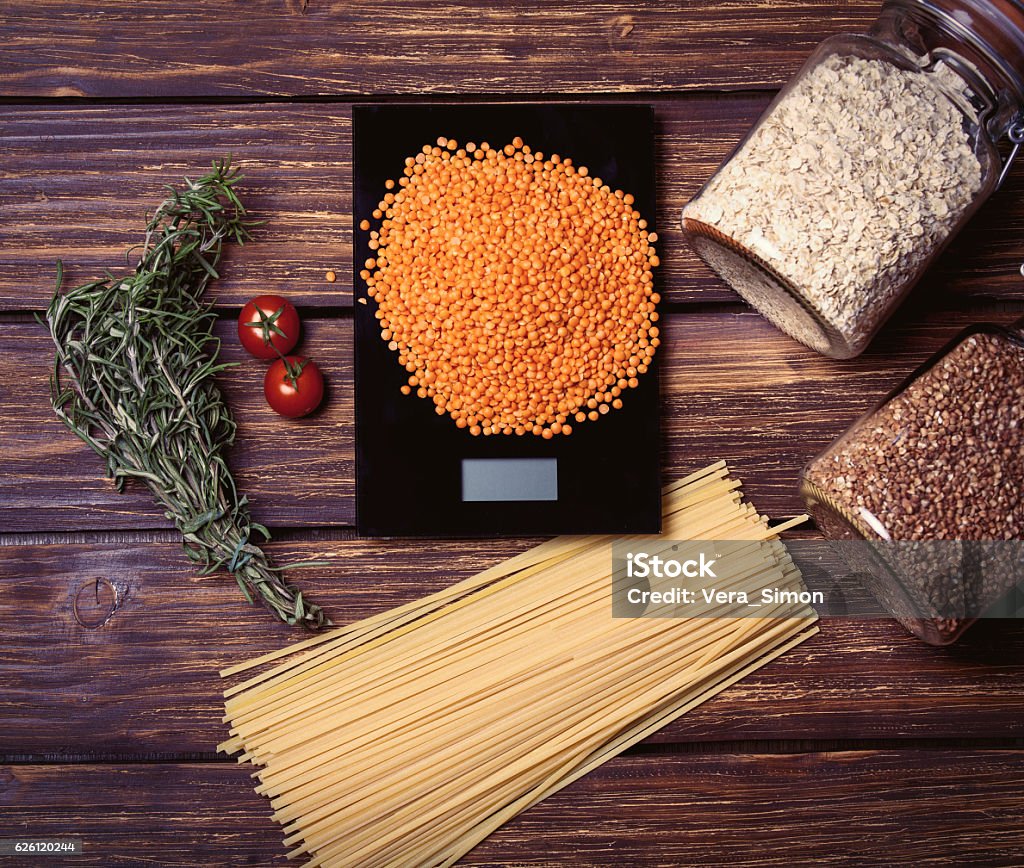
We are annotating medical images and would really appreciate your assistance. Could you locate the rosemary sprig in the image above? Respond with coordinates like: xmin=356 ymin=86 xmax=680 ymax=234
xmin=45 ymin=158 xmax=328 ymax=629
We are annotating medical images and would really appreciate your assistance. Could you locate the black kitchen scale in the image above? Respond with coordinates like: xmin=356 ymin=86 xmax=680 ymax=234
xmin=353 ymin=103 xmax=661 ymax=537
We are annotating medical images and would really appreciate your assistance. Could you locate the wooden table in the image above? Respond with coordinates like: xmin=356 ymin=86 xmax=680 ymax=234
xmin=2 ymin=2 xmax=1023 ymax=865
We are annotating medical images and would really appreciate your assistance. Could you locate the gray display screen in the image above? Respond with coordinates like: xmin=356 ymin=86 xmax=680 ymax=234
xmin=461 ymin=458 xmax=558 ymax=503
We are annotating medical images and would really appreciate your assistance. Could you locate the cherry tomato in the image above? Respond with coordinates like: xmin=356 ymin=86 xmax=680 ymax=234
xmin=264 ymin=356 xmax=324 ymax=418
xmin=238 ymin=295 xmax=301 ymax=359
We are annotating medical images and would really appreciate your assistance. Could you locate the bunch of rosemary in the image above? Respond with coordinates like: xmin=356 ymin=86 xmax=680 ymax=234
xmin=46 ymin=158 xmax=327 ymax=629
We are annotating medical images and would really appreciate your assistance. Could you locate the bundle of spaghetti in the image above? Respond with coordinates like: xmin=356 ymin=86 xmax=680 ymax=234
xmin=219 ymin=461 xmax=819 ymax=867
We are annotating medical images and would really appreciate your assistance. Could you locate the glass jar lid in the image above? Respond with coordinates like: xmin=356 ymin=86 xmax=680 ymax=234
xmin=884 ymin=0 xmax=1024 ymax=99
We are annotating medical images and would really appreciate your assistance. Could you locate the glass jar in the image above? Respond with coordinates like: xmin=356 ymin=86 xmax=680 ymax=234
xmin=800 ymin=316 xmax=1024 ymax=644
xmin=681 ymin=0 xmax=1024 ymax=359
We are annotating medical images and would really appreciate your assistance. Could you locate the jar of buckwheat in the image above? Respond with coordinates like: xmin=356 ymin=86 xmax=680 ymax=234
xmin=682 ymin=0 xmax=1024 ymax=358
xmin=800 ymin=316 xmax=1024 ymax=645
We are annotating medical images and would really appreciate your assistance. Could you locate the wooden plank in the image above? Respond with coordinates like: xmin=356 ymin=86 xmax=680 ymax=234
xmin=2 ymin=533 xmax=1023 ymax=757
xmin=2 ymin=752 xmax=1023 ymax=864
xmin=0 ymin=104 xmax=354 ymax=312
xmin=0 ymin=763 xmax=283 ymax=865
xmin=3 ymin=99 xmax=1024 ymax=312
xmin=4 ymin=307 xmax=1023 ymax=533
xmin=0 ymin=2 xmax=878 ymax=98
xmin=470 ymin=750 xmax=1024 ymax=866
xmin=0 ymin=317 xmax=355 ymax=532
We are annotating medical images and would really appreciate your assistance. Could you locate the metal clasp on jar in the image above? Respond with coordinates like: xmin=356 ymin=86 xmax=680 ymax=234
xmin=997 ymin=115 xmax=1024 ymax=190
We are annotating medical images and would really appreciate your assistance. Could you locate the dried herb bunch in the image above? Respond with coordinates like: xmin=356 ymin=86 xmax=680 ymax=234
xmin=46 ymin=159 xmax=327 ymax=629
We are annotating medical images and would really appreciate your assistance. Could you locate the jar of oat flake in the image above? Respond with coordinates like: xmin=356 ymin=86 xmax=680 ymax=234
xmin=682 ymin=0 xmax=1024 ymax=358
xmin=800 ymin=316 xmax=1024 ymax=644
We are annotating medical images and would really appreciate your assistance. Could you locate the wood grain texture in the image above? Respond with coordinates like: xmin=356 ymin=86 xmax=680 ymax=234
xmin=5 ymin=307 xmax=1022 ymax=533
xmin=2 ymin=2 xmax=1023 ymax=860
xmin=3 ymin=99 xmax=1024 ymax=312
xmin=2 ymin=752 xmax=1023 ymax=865
xmin=2 ymin=533 xmax=1023 ymax=757
xmin=0 ymin=2 xmax=878 ymax=98
xmin=0 ymin=316 xmax=353 ymax=532
xmin=0 ymin=104 xmax=354 ymax=312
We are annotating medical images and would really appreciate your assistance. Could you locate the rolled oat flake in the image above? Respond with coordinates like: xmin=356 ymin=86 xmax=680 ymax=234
xmin=682 ymin=0 xmax=1024 ymax=358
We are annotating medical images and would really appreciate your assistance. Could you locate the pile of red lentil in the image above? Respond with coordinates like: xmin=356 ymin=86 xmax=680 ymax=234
xmin=359 ymin=136 xmax=660 ymax=438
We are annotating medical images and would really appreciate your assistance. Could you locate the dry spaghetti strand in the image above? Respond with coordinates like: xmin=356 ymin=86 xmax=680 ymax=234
xmin=220 ymin=462 xmax=818 ymax=867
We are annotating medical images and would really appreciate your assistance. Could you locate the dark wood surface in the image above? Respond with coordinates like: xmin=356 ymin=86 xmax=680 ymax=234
xmin=1 ymin=2 xmax=1023 ymax=865
xmin=2 ymin=532 xmax=1024 ymax=758
xmin=5 ymin=309 xmax=1024 ymax=533
xmin=3 ymin=100 xmax=1024 ymax=312
xmin=0 ymin=2 xmax=878 ymax=98
xmin=2 ymin=752 xmax=1023 ymax=865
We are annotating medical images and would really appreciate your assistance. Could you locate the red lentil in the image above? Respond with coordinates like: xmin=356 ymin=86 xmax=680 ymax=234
xmin=359 ymin=137 xmax=659 ymax=437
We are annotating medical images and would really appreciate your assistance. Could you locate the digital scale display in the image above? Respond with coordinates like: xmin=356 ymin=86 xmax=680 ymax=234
xmin=353 ymin=103 xmax=661 ymax=537
xmin=461 ymin=458 xmax=558 ymax=503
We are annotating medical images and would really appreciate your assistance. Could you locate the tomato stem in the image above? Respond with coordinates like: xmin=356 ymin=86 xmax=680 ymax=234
xmin=243 ymin=304 xmax=288 ymax=345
